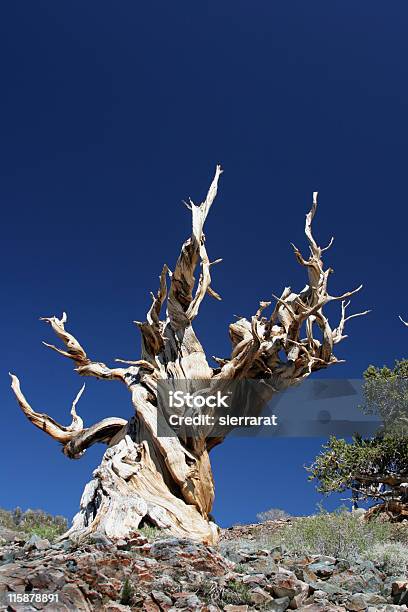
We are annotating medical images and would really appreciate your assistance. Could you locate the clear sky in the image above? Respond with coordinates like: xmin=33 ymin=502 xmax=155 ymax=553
xmin=1 ymin=1 xmax=407 ymax=527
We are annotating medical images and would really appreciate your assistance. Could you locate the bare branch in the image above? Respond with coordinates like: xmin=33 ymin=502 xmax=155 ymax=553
xmin=63 ymin=417 xmax=128 ymax=459
xmin=69 ymin=384 xmax=85 ymax=432
xmin=332 ymin=300 xmax=371 ymax=344
xmin=41 ymin=313 xmax=126 ymax=381
xmin=327 ymin=284 xmax=363 ymax=303
xmin=167 ymin=165 xmax=223 ymax=327
xmin=135 ymin=265 xmax=168 ymax=357
xmin=220 ymin=192 xmax=368 ymax=382
xmin=10 ymin=373 xmax=84 ymax=443
xmin=114 ymin=358 xmax=156 ymax=371
xmin=305 ymin=191 xmax=319 ymax=253
xmin=10 ymin=374 xmax=127 ymax=459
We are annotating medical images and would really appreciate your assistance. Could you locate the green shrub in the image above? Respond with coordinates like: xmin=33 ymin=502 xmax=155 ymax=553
xmin=120 ymin=578 xmax=134 ymax=605
xmin=0 ymin=508 xmax=16 ymax=530
xmin=138 ymin=524 xmax=160 ymax=540
xmin=24 ymin=524 xmax=64 ymax=541
xmin=257 ymin=508 xmax=291 ymax=522
xmin=269 ymin=507 xmax=396 ymax=561
xmin=222 ymin=580 xmax=252 ymax=605
xmin=308 ymin=360 xmax=408 ymax=508
xmin=194 ymin=578 xmax=252 ymax=606
xmin=0 ymin=507 xmax=67 ymax=542
xmin=362 ymin=542 xmax=408 ymax=576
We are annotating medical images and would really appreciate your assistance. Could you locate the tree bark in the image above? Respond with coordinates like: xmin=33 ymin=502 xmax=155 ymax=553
xmin=10 ymin=167 xmax=368 ymax=543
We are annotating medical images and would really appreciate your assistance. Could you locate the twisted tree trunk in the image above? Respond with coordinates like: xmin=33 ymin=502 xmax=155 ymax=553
xmin=10 ymin=167 xmax=368 ymax=544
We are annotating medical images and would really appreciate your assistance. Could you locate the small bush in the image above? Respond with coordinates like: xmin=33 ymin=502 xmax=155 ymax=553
xmin=138 ymin=524 xmax=160 ymax=540
xmin=222 ymin=580 xmax=252 ymax=605
xmin=0 ymin=508 xmax=16 ymax=530
xmin=0 ymin=507 xmax=67 ymax=542
xmin=120 ymin=578 xmax=134 ymax=605
xmin=257 ymin=508 xmax=291 ymax=522
xmin=24 ymin=524 xmax=64 ymax=541
xmin=233 ymin=563 xmax=248 ymax=573
xmin=194 ymin=578 xmax=252 ymax=606
xmin=363 ymin=542 xmax=408 ymax=576
xmin=269 ymin=507 xmax=396 ymax=561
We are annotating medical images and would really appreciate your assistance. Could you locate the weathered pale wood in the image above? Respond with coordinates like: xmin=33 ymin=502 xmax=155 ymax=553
xmin=10 ymin=168 xmax=368 ymax=543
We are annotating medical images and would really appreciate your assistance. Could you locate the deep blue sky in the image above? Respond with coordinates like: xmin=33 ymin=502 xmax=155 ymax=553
xmin=1 ymin=1 xmax=407 ymax=527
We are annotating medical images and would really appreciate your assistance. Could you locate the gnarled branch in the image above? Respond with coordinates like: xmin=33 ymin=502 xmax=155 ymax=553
xmin=135 ymin=265 xmax=169 ymax=359
xmin=216 ymin=192 xmax=369 ymax=383
xmin=9 ymin=374 xmax=127 ymax=458
xmin=167 ymin=165 xmax=223 ymax=328
xmin=41 ymin=312 xmax=127 ymax=380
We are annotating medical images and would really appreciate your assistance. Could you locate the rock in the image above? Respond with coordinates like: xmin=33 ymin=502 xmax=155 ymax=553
xmin=391 ymin=579 xmax=407 ymax=596
xmin=151 ymin=538 xmax=230 ymax=576
xmin=0 ymin=551 xmax=15 ymax=565
xmin=276 ymin=567 xmax=297 ymax=577
xmin=368 ymin=607 xmax=408 ymax=612
xmin=223 ymin=606 xmax=249 ymax=612
xmin=0 ymin=527 xmax=22 ymax=543
xmin=297 ymin=605 xmax=332 ymax=612
xmin=143 ymin=595 xmax=161 ymax=611
xmin=249 ymin=586 xmax=273 ymax=605
xmin=153 ymin=574 xmax=178 ymax=591
xmin=224 ymin=550 xmax=247 ymax=564
xmin=312 ymin=589 xmax=330 ymax=603
xmin=128 ymin=534 xmax=149 ymax=547
xmin=248 ymin=556 xmax=279 ymax=575
xmin=28 ymin=568 xmax=66 ymax=590
xmin=290 ymin=581 xmax=310 ymax=609
xmin=309 ymin=555 xmax=337 ymax=565
xmin=173 ymin=592 xmax=202 ymax=608
xmin=361 ymin=592 xmax=387 ymax=606
xmin=59 ymin=583 xmax=94 ymax=611
xmin=308 ymin=581 xmax=347 ymax=597
xmin=242 ymin=573 xmax=267 ymax=586
xmin=89 ymin=532 xmax=113 ymax=547
xmin=35 ymin=537 xmax=50 ymax=550
xmin=346 ymin=593 xmax=368 ymax=610
xmin=308 ymin=561 xmax=335 ymax=578
xmin=61 ymin=538 xmax=75 ymax=551
xmin=391 ymin=579 xmax=408 ymax=606
xmin=297 ymin=566 xmax=318 ymax=584
xmin=266 ymin=596 xmax=291 ymax=611
xmin=327 ymin=570 xmax=368 ymax=594
xmin=66 ymin=559 xmax=77 ymax=572
xmin=272 ymin=574 xmax=309 ymax=601
xmin=24 ymin=534 xmax=50 ymax=551
xmin=24 ymin=534 xmax=40 ymax=548
xmin=151 ymin=589 xmax=173 ymax=608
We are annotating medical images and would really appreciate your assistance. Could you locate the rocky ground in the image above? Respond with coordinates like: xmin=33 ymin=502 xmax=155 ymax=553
xmin=0 ymin=521 xmax=407 ymax=612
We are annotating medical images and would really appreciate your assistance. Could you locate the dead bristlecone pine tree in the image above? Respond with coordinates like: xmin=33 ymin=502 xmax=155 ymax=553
xmin=10 ymin=166 xmax=369 ymax=544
